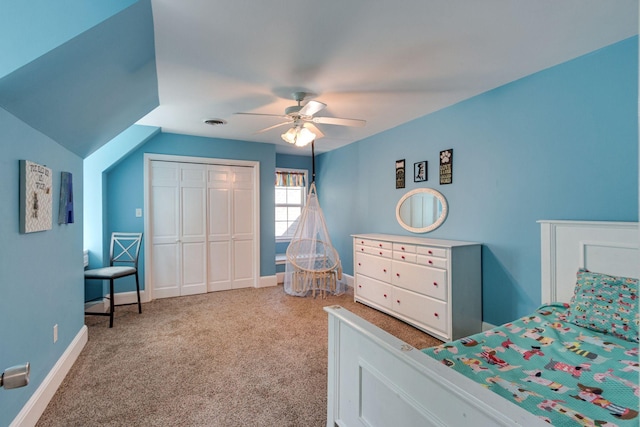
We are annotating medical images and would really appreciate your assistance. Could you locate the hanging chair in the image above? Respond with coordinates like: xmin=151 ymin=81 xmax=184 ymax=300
xmin=284 ymin=182 xmax=344 ymax=298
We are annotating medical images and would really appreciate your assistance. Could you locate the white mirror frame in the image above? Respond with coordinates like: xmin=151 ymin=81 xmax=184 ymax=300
xmin=396 ymin=188 xmax=449 ymax=233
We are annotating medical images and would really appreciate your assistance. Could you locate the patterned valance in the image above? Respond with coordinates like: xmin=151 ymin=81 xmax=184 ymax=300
xmin=275 ymin=171 xmax=305 ymax=187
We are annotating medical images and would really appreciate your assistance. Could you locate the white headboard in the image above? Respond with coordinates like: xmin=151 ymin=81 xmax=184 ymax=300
xmin=540 ymin=220 xmax=639 ymax=304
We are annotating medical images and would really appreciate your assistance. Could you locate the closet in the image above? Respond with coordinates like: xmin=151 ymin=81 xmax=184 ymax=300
xmin=147 ymin=157 xmax=257 ymax=299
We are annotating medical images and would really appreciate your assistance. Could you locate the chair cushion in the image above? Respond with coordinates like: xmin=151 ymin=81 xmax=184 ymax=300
xmin=85 ymin=266 xmax=136 ymax=280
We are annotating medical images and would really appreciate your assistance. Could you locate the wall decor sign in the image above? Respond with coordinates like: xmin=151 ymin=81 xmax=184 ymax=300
xmin=414 ymin=161 xmax=427 ymax=182
xmin=439 ymin=149 xmax=453 ymax=185
xmin=395 ymin=159 xmax=405 ymax=189
xmin=19 ymin=160 xmax=53 ymax=233
xmin=58 ymin=172 xmax=74 ymax=224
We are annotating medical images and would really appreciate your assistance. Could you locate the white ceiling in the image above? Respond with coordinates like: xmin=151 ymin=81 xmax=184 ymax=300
xmin=137 ymin=0 xmax=638 ymax=155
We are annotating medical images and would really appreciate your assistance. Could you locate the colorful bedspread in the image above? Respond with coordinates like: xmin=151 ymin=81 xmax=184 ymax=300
xmin=422 ymin=304 xmax=639 ymax=427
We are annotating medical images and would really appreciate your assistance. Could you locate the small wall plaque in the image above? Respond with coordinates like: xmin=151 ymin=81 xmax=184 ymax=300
xmin=395 ymin=159 xmax=405 ymax=189
xmin=20 ymin=160 xmax=53 ymax=233
xmin=414 ymin=161 xmax=427 ymax=182
xmin=439 ymin=149 xmax=453 ymax=185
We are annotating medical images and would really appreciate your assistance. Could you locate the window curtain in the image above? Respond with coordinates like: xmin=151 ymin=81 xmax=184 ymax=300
xmin=275 ymin=171 xmax=305 ymax=187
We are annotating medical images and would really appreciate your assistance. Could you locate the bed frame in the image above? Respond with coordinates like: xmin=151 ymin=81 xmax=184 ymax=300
xmin=325 ymin=220 xmax=638 ymax=427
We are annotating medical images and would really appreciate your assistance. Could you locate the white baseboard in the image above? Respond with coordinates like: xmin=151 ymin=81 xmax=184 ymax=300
xmin=258 ymin=275 xmax=277 ymax=288
xmin=276 ymin=272 xmax=284 ymax=284
xmin=11 ymin=325 xmax=88 ymax=427
xmin=341 ymin=273 xmax=354 ymax=288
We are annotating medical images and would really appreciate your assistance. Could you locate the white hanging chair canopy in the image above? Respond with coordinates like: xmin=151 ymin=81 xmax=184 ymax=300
xmin=284 ymin=182 xmax=344 ymax=297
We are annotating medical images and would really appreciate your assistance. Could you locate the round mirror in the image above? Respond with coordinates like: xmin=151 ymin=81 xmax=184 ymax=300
xmin=396 ymin=188 xmax=448 ymax=233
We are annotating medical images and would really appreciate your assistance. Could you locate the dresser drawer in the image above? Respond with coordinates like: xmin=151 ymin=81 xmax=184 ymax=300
xmin=393 ymin=251 xmax=417 ymax=263
xmin=357 ymin=244 xmax=392 ymax=258
xmin=417 ymin=254 xmax=448 ymax=269
xmin=355 ymin=238 xmax=392 ymax=251
xmin=355 ymin=252 xmax=392 ymax=282
xmin=392 ymin=261 xmax=448 ymax=301
xmin=416 ymin=246 xmax=447 ymax=259
xmin=392 ymin=243 xmax=416 ymax=253
xmin=356 ymin=274 xmax=393 ymax=310
xmin=393 ymin=287 xmax=448 ymax=335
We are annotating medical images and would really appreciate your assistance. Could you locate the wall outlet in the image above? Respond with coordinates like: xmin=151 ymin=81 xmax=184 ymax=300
xmin=135 ymin=208 xmax=142 ymax=217
xmin=53 ymin=324 xmax=58 ymax=343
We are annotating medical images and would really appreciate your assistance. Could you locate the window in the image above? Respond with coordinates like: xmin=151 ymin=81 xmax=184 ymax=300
xmin=275 ymin=169 xmax=307 ymax=240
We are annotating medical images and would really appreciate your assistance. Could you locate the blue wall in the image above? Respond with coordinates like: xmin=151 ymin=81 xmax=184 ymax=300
xmin=104 ymin=132 xmax=277 ymax=292
xmin=316 ymin=37 xmax=639 ymax=326
xmin=0 ymin=108 xmax=84 ymax=426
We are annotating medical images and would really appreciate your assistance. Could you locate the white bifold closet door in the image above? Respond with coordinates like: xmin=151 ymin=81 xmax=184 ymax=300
xmin=207 ymin=165 xmax=255 ymax=291
xmin=150 ymin=161 xmax=207 ymax=298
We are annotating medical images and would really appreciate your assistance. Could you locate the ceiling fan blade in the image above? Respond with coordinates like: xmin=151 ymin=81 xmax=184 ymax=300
xmin=235 ymin=112 xmax=288 ymax=119
xmin=255 ymin=121 xmax=292 ymax=134
xmin=303 ymin=122 xmax=324 ymax=139
xmin=312 ymin=116 xmax=366 ymax=127
xmin=298 ymin=100 xmax=326 ymax=117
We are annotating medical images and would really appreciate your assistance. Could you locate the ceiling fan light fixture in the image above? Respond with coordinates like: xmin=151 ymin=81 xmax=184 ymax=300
xmin=281 ymin=125 xmax=315 ymax=147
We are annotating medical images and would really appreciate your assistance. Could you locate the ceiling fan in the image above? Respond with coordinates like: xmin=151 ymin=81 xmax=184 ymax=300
xmin=235 ymin=91 xmax=366 ymax=147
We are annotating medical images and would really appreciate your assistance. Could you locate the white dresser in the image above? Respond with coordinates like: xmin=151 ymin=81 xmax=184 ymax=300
xmin=353 ymin=234 xmax=482 ymax=341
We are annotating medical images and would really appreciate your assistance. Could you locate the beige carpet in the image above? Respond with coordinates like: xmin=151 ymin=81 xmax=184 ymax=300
xmin=37 ymin=285 xmax=442 ymax=427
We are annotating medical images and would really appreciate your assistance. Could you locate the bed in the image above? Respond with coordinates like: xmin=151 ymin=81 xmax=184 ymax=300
xmin=325 ymin=220 xmax=638 ymax=427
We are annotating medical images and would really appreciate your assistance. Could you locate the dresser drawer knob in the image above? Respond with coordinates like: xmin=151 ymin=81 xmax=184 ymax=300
xmin=361 ymin=248 xmax=364 ymax=251
xmin=428 ymin=250 xmax=433 ymax=255
xmin=434 ymin=312 xmax=439 ymax=317
xmin=361 ymin=240 xmax=364 ymax=244
xmin=383 ymin=269 xmax=387 ymax=273
xmin=379 ymin=243 xmax=383 ymax=247
xmin=433 ymin=282 xmax=438 ymax=286
xmin=401 ymin=246 xmax=405 ymax=251
xmin=401 ymin=255 xmax=405 ymax=260
xmin=358 ymin=285 xmax=362 ymax=288
xmin=358 ymin=262 xmax=361 ymax=266
xmin=396 ymin=299 xmax=400 ymax=304
xmin=428 ymin=260 xmax=433 ymax=264
xmin=383 ymin=294 xmax=387 ymax=298
xmin=379 ymin=251 xmax=383 ymax=255
xmin=396 ymin=273 xmax=400 ymax=277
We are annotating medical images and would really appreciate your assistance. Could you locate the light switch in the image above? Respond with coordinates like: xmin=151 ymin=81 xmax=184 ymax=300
xmin=135 ymin=208 xmax=142 ymax=217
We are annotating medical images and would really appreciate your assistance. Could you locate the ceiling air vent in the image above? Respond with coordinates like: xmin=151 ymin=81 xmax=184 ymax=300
xmin=203 ymin=118 xmax=227 ymax=126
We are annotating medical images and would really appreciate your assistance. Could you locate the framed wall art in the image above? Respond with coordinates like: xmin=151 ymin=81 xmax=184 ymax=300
xmin=58 ymin=171 xmax=74 ymax=224
xmin=439 ymin=149 xmax=453 ymax=185
xmin=414 ymin=161 xmax=427 ymax=182
xmin=395 ymin=159 xmax=405 ymax=189
xmin=19 ymin=160 xmax=53 ymax=233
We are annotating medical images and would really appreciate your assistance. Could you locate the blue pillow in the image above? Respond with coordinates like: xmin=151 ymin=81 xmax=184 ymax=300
xmin=565 ymin=269 xmax=638 ymax=343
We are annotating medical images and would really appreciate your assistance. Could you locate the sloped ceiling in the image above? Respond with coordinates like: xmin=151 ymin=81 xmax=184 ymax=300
xmin=0 ymin=0 xmax=158 ymax=158
xmin=0 ymin=1 xmax=637 ymax=158
xmin=138 ymin=0 xmax=638 ymax=154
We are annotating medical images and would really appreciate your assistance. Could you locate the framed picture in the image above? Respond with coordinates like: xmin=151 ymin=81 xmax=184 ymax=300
xmin=395 ymin=159 xmax=405 ymax=189
xmin=414 ymin=161 xmax=427 ymax=182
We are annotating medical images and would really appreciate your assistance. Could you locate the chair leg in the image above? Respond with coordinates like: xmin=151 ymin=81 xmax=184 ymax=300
xmin=109 ymin=279 xmax=115 ymax=328
xmin=135 ymin=272 xmax=142 ymax=314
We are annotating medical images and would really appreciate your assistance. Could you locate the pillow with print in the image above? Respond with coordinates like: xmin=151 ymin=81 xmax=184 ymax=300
xmin=565 ymin=269 xmax=639 ymax=343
